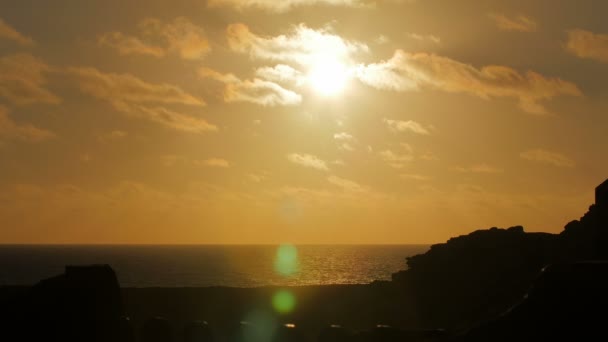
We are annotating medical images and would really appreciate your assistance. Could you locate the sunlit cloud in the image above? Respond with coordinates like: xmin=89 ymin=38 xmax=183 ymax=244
xmin=199 ymin=67 xmax=302 ymax=106
xmin=200 ymin=158 xmax=231 ymax=168
xmin=209 ymin=0 xmax=370 ymax=12
xmin=0 ymin=53 xmax=61 ymax=105
xmin=356 ymin=50 xmax=581 ymax=114
xmin=98 ymin=130 xmax=128 ymax=143
xmin=383 ymin=118 xmax=431 ymax=135
xmin=0 ymin=106 xmax=55 ymax=143
xmin=406 ymin=32 xmax=441 ymax=43
xmin=70 ymin=67 xmax=217 ymax=133
xmin=327 ymin=175 xmax=365 ymax=192
xmin=226 ymin=23 xmax=368 ymax=67
xmin=400 ymin=173 xmax=431 ymax=181
xmin=333 ymin=132 xmax=357 ymax=151
xmin=488 ymin=13 xmax=538 ymax=32
xmin=99 ymin=17 xmax=211 ymax=60
xmin=0 ymin=18 xmax=34 ymax=46
xmin=379 ymin=144 xmax=414 ymax=168
xmin=98 ymin=32 xmax=165 ymax=57
xmin=453 ymin=163 xmax=503 ymax=174
xmin=255 ymin=64 xmax=304 ymax=85
xmin=520 ymin=148 xmax=575 ymax=168
xmin=287 ymin=153 xmax=329 ymax=171
xmin=566 ymin=29 xmax=608 ymax=63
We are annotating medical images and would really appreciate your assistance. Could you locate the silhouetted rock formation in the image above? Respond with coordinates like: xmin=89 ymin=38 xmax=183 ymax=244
xmin=457 ymin=261 xmax=608 ymax=341
xmin=392 ymin=178 xmax=608 ymax=329
xmin=8 ymin=264 xmax=129 ymax=342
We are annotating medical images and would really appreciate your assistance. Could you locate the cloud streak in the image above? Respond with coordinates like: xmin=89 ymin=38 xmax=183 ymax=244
xmin=383 ymin=118 xmax=431 ymax=135
xmin=566 ymin=29 xmax=608 ymax=63
xmin=0 ymin=106 xmax=54 ymax=143
xmin=356 ymin=50 xmax=581 ymax=114
xmin=70 ymin=67 xmax=216 ymax=133
xmin=99 ymin=17 xmax=211 ymax=60
xmin=520 ymin=149 xmax=575 ymax=168
xmin=488 ymin=13 xmax=538 ymax=32
xmin=0 ymin=18 xmax=34 ymax=46
xmin=199 ymin=67 xmax=302 ymax=106
xmin=226 ymin=23 xmax=368 ymax=66
xmin=0 ymin=54 xmax=61 ymax=106
xmin=287 ymin=153 xmax=329 ymax=171
xmin=209 ymin=0 xmax=370 ymax=12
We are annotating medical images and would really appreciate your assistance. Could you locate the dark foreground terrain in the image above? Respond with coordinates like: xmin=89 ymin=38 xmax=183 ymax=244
xmin=1 ymin=179 xmax=608 ymax=341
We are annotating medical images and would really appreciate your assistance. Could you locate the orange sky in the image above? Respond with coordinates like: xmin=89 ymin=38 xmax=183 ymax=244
xmin=0 ymin=0 xmax=607 ymax=244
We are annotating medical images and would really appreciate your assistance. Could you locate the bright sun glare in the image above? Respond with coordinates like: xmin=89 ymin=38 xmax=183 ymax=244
xmin=308 ymin=57 xmax=349 ymax=96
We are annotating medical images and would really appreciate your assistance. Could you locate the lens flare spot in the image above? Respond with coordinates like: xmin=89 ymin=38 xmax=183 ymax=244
xmin=274 ymin=244 xmax=299 ymax=276
xmin=272 ymin=290 xmax=296 ymax=314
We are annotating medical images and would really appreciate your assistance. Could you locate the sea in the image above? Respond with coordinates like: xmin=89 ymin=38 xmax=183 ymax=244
xmin=0 ymin=245 xmax=428 ymax=288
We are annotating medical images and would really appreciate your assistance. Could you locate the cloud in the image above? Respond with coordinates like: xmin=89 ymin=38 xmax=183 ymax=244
xmin=488 ymin=13 xmax=538 ymax=32
xmin=287 ymin=153 xmax=329 ymax=171
xmin=209 ymin=0 xmax=370 ymax=12
xmin=0 ymin=106 xmax=55 ymax=142
xmin=200 ymin=158 xmax=230 ymax=168
xmin=383 ymin=118 xmax=431 ymax=135
xmin=226 ymin=23 xmax=368 ymax=66
xmin=70 ymin=67 xmax=216 ymax=133
xmin=453 ymin=163 xmax=503 ymax=173
xmin=99 ymin=17 xmax=210 ymax=60
xmin=406 ymin=33 xmax=441 ymax=43
xmin=356 ymin=50 xmax=581 ymax=114
xmin=98 ymin=130 xmax=128 ymax=143
xmin=0 ymin=18 xmax=34 ymax=46
xmin=199 ymin=67 xmax=302 ymax=106
xmin=334 ymin=132 xmax=357 ymax=151
xmin=520 ymin=149 xmax=575 ymax=168
xmin=327 ymin=175 xmax=365 ymax=192
xmin=565 ymin=29 xmax=608 ymax=63
xmin=379 ymin=144 xmax=414 ymax=168
xmin=400 ymin=173 xmax=431 ymax=181
xmin=255 ymin=64 xmax=304 ymax=85
xmin=0 ymin=53 xmax=61 ymax=105
xmin=98 ymin=32 xmax=165 ymax=57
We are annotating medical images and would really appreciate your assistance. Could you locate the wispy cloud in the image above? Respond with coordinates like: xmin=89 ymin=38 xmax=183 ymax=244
xmin=453 ymin=163 xmax=503 ymax=174
xmin=520 ymin=149 xmax=575 ymax=168
xmin=0 ymin=54 xmax=61 ymax=106
xmin=566 ymin=29 xmax=608 ymax=63
xmin=327 ymin=175 xmax=365 ymax=192
xmin=356 ymin=50 xmax=581 ymax=114
xmin=99 ymin=17 xmax=211 ymax=60
xmin=287 ymin=153 xmax=329 ymax=171
xmin=0 ymin=18 xmax=34 ymax=46
xmin=226 ymin=23 xmax=368 ymax=67
xmin=406 ymin=32 xmax=441 ymax=43
xmin=0 ymin=106 xmax=54 ymax=143
xmin=208 ymin=0 xmax=370 ymax=13
xmin=199 ymin=67 xmax=302 ymax=106
xmin=379 ymin=144 xmax=414 ymax=168
xmin=400 ymin=173 xmax=431 ymax=181
xmin=200 ymin=158 xmax=230 ymax=168
xmin=383 ymin=118 xmax=431 ymax=135
xmin=488 ymin=13 xmax=538 ymax=32
xmin=334 ymin=132 xmax=357 ymax=151
xmin=70 ymin=67 xmax=217 ymax=133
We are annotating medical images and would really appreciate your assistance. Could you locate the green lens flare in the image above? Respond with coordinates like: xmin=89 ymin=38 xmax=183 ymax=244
xmin=274 ymin=244 xmax=299 ymax=276
xmin=272 ymin=290 xmax=296 ymax=314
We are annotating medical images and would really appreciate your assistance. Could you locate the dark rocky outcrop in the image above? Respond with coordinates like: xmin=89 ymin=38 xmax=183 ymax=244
xmin=391 ymin=178 xmax=608 ymax=329
xmin=7 ymin=264 xmax=129 ymax=342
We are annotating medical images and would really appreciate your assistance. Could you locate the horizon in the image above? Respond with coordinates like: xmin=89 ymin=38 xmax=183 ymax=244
xmin=1 ymin=0 xmax=607 ymax=244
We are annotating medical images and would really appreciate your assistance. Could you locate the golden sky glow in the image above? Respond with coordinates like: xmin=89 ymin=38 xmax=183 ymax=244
xmin=0 ymin=0 xmax=607 ymax=244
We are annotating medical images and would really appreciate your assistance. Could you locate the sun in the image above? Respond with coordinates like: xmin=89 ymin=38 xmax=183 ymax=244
xmin=307 ymin=57 xmax=350 ymax=96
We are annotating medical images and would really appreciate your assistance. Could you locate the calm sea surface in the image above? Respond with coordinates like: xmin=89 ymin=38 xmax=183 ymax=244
xmin=0 ymin=245 xmax=428 ymax=287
